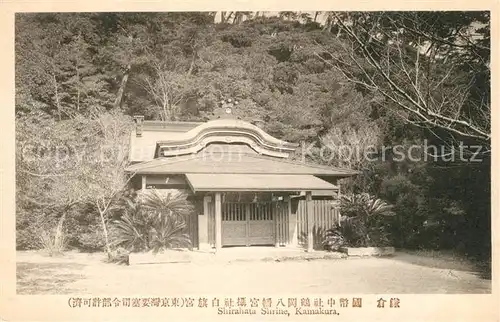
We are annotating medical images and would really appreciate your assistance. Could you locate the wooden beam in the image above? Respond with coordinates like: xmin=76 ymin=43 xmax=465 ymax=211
xmin=215 ymin=192 xmax=222 ymax=251
xmin=141 ymin=175 xmax=146 ymax=190
xmin=306 ymin=191 xmax=314 ymax=252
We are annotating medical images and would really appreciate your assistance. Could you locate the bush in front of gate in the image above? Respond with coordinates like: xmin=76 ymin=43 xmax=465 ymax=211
xmin=108 ymin=189 xmax=194 ymax=262
xmin=322 ymin=193 xmax=395 ymax=251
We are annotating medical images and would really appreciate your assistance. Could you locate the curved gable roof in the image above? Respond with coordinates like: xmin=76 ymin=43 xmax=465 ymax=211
xmin=157 ymin=119 xmax=299 ymax=158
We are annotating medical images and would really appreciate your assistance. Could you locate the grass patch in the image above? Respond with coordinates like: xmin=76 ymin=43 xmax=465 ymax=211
xmin=17 ymin=262 xmax=87 ymax=294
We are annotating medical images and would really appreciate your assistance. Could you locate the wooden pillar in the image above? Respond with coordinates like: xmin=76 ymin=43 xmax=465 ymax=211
xmin=141 ymin=175 xmax=146 ymax=190
xmin=215 ymin=192 xmax=222 ymax=251
xmin=198 ymin=196 xmax=210 ymax=251
xmin=274 ymin=201 xmax=280 ymax=247
xmin=306 ymin=191 xmax=314 ymax=252
xmin=245 ymin=203 xmax=250 ymax=247
xmin=287 ymin=196 xmax=298 ymax=247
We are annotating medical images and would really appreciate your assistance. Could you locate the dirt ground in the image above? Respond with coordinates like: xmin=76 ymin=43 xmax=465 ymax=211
xmin=16 ymin=250 xmax=491 ymax=295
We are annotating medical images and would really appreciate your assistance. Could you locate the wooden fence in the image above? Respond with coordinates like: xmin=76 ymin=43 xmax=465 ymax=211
xmin=275 ymin=201 xmax=289 ymax=246
xmin=183 ymin=198 xmax=200 ymax=249
xmin=294 ymin=199 xmax=340 ymax=248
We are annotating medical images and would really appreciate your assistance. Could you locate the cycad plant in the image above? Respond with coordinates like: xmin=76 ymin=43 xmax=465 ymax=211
xmin=149 ymin=213 xmax=192 ymax=253
xmin=111 ymin=190 xmax=194 ymax=254
xmin=110 ymin=198 xmax=149 ymax=252
xmin=340 ymin=193 xmax=394 ymax=247
xmin=141 ymin=189 xmax=194 ymax=222
xmin=323 ymin=226 xmax=346 ymax=251
xmin=298 ymin=226 xmax=328 ymax=250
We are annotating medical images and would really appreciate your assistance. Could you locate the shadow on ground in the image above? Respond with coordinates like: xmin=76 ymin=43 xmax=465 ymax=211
xmin=17 ymin=262 xmax=87 ymax=294
xmin=383 ymin=251 xmax=492 ymax=280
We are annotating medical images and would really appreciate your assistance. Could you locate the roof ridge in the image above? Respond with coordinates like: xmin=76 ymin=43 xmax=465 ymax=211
xmin=126 ymin=154 xmax=202 ymax=172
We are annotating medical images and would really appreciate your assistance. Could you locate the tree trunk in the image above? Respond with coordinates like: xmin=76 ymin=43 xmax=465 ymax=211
xmin=114 ymin=64 xmax=131 ymax=109
xmin=187 ymin=53 xmax=196 ymax=76
xmin=314 ymin=11 xmax=319 ymax=23
xmin=162 ymin=100 xmax=169 ymax=122
xmin=75 ymin=33 xmax=81 ymax=112
xmin=75 ymin=63 xmax=80 ymax=112
xmin=99 ymin=210 xmax=112 ymax=256
xmin=54 ymin=212 xmax=66 ymax=250
xmin=52 ymin=73 xmax=62 ymax=121
xmin=97 ymin=201 xmax=112 ymax=257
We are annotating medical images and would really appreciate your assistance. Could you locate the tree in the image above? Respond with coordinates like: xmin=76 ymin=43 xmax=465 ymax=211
xmin=136 ymin=60 xmax=198 ymax=121
xmin=315 ymin=11 xmax=490 ymax=147
xmin=16 ymin=13 xmax=114 ymax=119
xmin=16 ymin=110 xmax=134 ymax=254
xmin=74 ymin=113 xmax=134 ymax=256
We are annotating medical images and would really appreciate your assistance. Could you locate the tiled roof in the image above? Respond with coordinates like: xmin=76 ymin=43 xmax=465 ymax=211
xmin=186 ymin=174 xmax=338 ymax=192
xmin=125 ymin=152 xmax=359 ymax=178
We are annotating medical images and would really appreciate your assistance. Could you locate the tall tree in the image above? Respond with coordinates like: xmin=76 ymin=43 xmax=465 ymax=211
xmin=315 ymin=11 xmax=490 ymax=148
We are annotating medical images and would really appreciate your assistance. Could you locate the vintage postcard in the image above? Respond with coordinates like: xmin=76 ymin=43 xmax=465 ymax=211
xmin=0 ymin=1 xmax=498 ymax=321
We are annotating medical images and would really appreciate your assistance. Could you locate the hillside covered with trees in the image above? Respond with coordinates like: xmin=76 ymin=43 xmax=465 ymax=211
xmin=15 ymin=12 xmax=491 ymax=265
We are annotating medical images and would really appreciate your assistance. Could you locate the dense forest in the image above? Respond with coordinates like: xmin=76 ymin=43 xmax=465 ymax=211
xmin=15 ymin=12 xmax=491 ymax=264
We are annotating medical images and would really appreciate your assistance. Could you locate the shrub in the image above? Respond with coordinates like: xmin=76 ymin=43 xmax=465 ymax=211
xmin=110 ymin=189 xmax=194 ymax=254
xmin=340 ymin=193 xmax=394 ymax=247
xmin=107 ymin=247 xmax=130 ymax=265
xmin=298 ymin=226 xmax=328 ymax=250
xmin=37 ymin=214 xmax=68 ymax=256
xmin=322 ymin=226 xmax=346 ymax=251
xmin=74 ymin=228 xmax=106 ymax=252
xmin=63 ymin=209 xmax=108 ymax=252
xmin=149 ymin=214 xmax=192 ymax=254
xmin=38 ymin=228 xmax=68 ymax=256
xmin=16 ymin=208 xmax=50 ymax=250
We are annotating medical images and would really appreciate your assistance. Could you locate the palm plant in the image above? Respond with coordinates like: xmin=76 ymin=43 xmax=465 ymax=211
xmin=340 ymin=193 xmax=394 ymax=247
xmin=323 ymin=226 xmax=346 ymax=251
xmin=141 ymin=189 xmax=194 ymax=221
xmin=110 ymin=200 xmax=149 ymax=252
xmin=149 ymin=213 xmax=192 ymax=254
xmin=298 ymin=226 xmax=327 ymax=250
xmin=110 ymin=189 xmax=194 ymax=254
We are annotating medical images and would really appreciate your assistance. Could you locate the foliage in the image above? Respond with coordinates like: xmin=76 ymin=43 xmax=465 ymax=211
xmin=140 ymin=189 xmax=195 ymax=221
xmin=318 ymin=11 xmax=490 ymax=145
xmin=322 ymin=226 xmax=346 ymax=251
xmin=340 ymin=193 xmax=394 ymax=247
xmin=36 ymin=214 xmax=68 ymax=256
xmin=111 ymin=190 xmax=194 ymax=254
xmin=37 ymin=228 xmax=67 ymax=256
xmin=148 ymin=214 xmax=192 ymax=253
xmin=298 ymin=226 xmax=328 ymax=251
xmin=106 ymin=247 xmax=131 ymax=265
xmin=15 ymin=112 xmax=133 ymax=254
xmin=72 ymin=223 xmax=107 ymax=252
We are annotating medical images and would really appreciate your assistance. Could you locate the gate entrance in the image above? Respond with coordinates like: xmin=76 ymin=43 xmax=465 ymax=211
xmin=221 ymin=202 xmax=275 ymax=246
